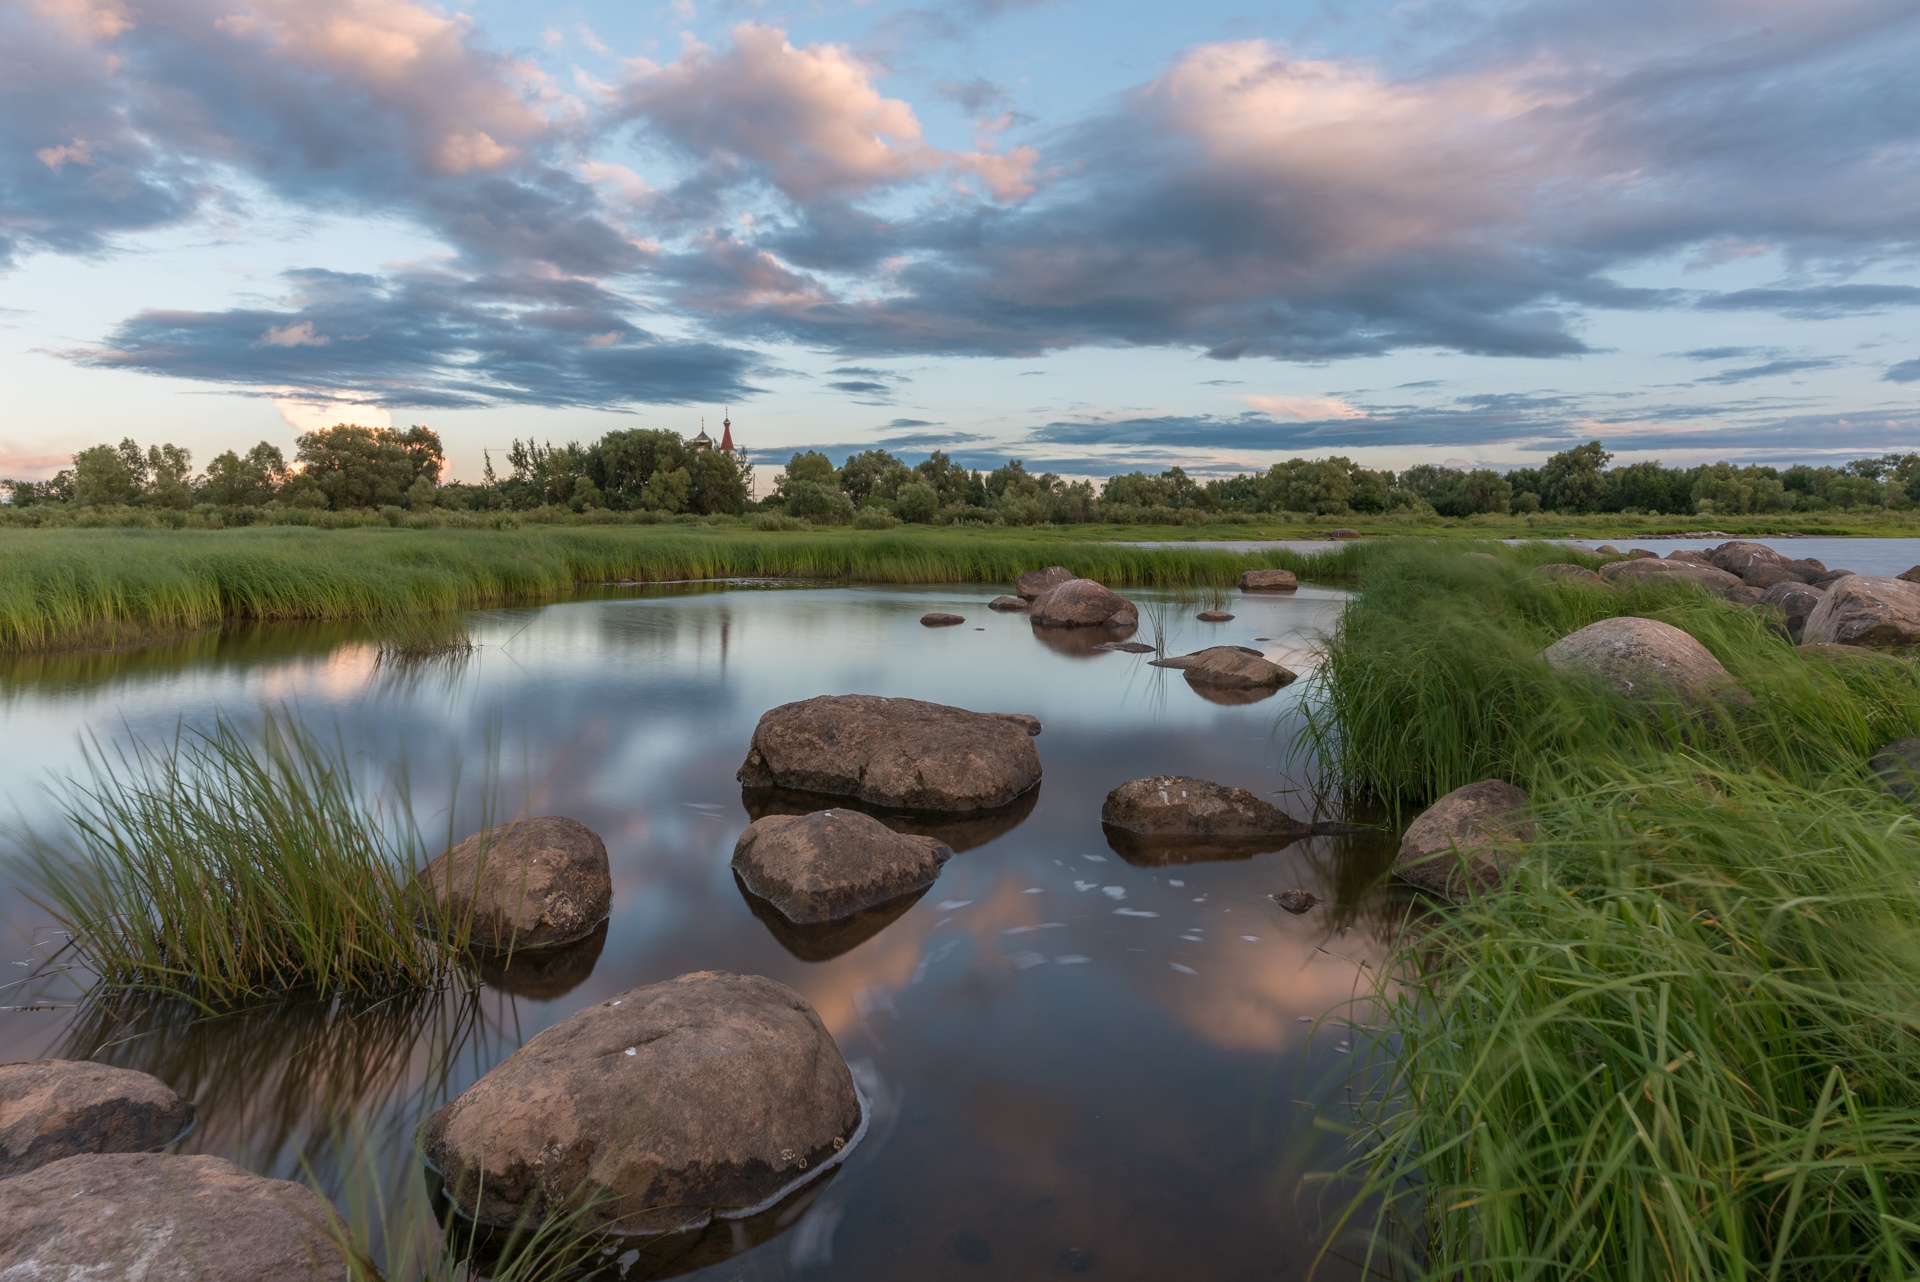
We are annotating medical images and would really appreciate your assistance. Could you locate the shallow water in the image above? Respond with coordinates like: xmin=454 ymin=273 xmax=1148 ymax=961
xmin=0 ymin=584 xmax=1401 ymax=1280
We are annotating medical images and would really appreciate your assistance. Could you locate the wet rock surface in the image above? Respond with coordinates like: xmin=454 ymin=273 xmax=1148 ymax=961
xmin=1101 ymin=776 xmax=1310 ymax=840
xmin=0 ymin=1060 xmax=195 ymax=1179
xmin=1543 ymin=616 xmax=1744 ymax=705
xmin=733 ymin=809 xmax=951 ymax=924
xmin=419 ymin=816 xmax=612 ymax=951
xmin=1029 ymin=579 xmax=1140 ymax=629
xmin=422 ymin=972 xmax=862 ymax=1234
xmin=0 ymin=1153 xmax=351 ymax=1280
xmin=738 ymin=694 xmax=1042 ymax=811
xmin=1149 ymin=646 xmax=1298 ymax=688
xmin=920 ymin=613 xmax=965 ymax=627
xmin=1015 ymin=566 xmax=1076 ymax=600
xmin=1392 ymin=780 xmax=1533 ymax=899
xmin=1238 ymin=569 xmax=1298 ymax=591
xmin=1801 ymin=575 xmax=1920 ymax=647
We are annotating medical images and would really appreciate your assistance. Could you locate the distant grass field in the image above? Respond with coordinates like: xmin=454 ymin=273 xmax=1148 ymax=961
xmin=0 ymin=525 xmax=1373 ymax=653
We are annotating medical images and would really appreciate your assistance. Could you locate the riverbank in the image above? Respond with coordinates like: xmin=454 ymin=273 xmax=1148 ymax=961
xmin=0 ymin=525 xmax=1371 ymax=653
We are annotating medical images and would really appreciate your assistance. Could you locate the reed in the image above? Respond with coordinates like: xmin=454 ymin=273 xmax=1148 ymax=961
xmin=18 ymin=714 xmax=466 ymax=1006
xmin=1313 ymin=543 xmax=1920 ymax=1280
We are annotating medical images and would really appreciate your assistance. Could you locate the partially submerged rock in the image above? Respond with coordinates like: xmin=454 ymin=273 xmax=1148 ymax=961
xmin=733 ymin=809 xmax=951 ymax=924
xmin=1101 ymin=776 xmax=1310 ymax=840
xmin=421 ymin=972 xmax=862 ymax=1234
xmin=1029 ymin=579 xmax=1140 ymax=628
xmin=1871 ymin=738 xmax=1920 ymax=807
xmin=419 ymin=816 xmax=612 ymax=951
xmin=1238 ymin=569 xmax=1298 ymax=591
xmin=1015 ymin=566 xmax=1075 ymax=600
xmin=738 ymin=877 xmax=929 ymax=963
xmin=1391 ymin=780 xmax=1533 ymax=899
xmin=738 ymin=694 xmax=1042 ymax=811
xmin=1800 ymin=575 xmax=1920 ymax=647
xmin=1196 ymin=610 xmax=1234 ymax=622
xmin=741 ymin=781 xmax=1038 ymax=854
xmin=472 ymin=920 xmax=607 ymax=1000
xmin=0 ymin=1061 xmax=194 ymax=1179
xmin=1763 ymin=580 xmax=1826 ymax=642
xmin=987 ymin=596 xmax=1030 ymax=612
xmin=1542 ymin=616 xmax=1744 ymax=706
xmin=1536 ymin=563 xmax=1607 ymax=585
xmin=1271 ymin=889 xmax=1319 ymax=914
xmin=1095 ymin=640 xmax=1156 ymax=654
xmin=0 ymin=1153 xmax=350 ymax=1280
xmin=920 ymin=613 xmax=965 ymax=627
xmin=1149 ymin=646 xmax=1297 ymax=689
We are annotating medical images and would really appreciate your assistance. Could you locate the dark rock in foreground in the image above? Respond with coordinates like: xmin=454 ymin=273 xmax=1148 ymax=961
xmin=1149 ymin=646 xmax=1297 ymax=688
xmin=0 ymin=1060 xmax=194 ymax=1179
xmin=0 ymin=1153 xmax=350 ymax=1280
xmin=1102 ymin=775 xmax=1310 ymax=840
xmin=1763 ymin=580 xmax=1825 ymax=643
xmin=733 ymin=809 xmax=950 ymax=924
xmin=1391 ymin=780 xmax=1533 ymax=899
xmin=422 ymin=972 xmax=862 ymax=1234
xmin=1801 ymin=575 xmax=1920 ymax=647
xmin=419 ymin=816 xmax=611 ymax=950
xmin=738 ymin=694 xmax=1042 ymax=812
xmin=1542 ymin=616 xmax=1744 ymax=706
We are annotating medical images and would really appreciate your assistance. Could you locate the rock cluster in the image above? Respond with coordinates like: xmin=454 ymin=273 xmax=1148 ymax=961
xmin=418 ymin=816 xmax=612 ymax=951
xmin=0 ymin=1060 xmax=194 ymax=1179
xmin=1391 ymin=780 xmax=1533 ymax=899
xmin=733 ymin=809 xmax=951 ymax=923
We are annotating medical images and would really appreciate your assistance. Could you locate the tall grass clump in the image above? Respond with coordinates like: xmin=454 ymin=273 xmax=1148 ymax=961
xmin=1312 ymin=542 xmax=1920 ymax=1280
xmin=19 ymin=715 xmax=466 ymax=1006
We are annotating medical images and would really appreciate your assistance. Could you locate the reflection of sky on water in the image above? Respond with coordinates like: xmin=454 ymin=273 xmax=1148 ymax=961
xmin=0 ymin=583 xmax=1399 ymax=1280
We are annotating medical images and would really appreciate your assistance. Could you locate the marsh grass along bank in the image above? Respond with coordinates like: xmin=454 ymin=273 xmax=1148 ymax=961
xmin=1318 ymin=545 xmax=1920 ymax=1279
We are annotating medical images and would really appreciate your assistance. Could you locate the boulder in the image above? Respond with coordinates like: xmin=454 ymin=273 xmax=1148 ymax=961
xmin=1537 ymin=563 xmax=1607 ymax=585
xmin=1900 ymin=566 xmax=1920 ymax=585
xmin=0 ymin=1153 xmax=350 ymax=1280
xmin=920 ymin=613 xmax=965 ymax=627
xmin=1196 ymin=610 xmax=1234 ymax=622
xmin=1148 ymin=646 xmax=1298 ymax=688
xmin=1391 ymin=780 xmax=1533 ymax=899
xmin=1666 ymin=549 xmax=1717 ymax=565
xmin=741 ymin=782 xmax=1037 ymax=855
xmin=1239 ymin=569 xmax=1298 ymax=591
xmin=0 ymin=1061 xmax=194 ymax=1179
xmin=1598 ymin=557 xmax=1752 ymax=603
xmin=987 ymin=596 xmax=1029 ymax=612
xmin=1625 ymin=548 xmax=1656 ymax=559
xmin=421 ymin=972 xmax=862 ymax=1234
xmin=1762 ymin=580 xmax=1826 ymax=642
xmin=1100 ymin=776 xmax=1310 ymax=840
xmin=1871 ymin=738 xmax=1920 ymax=807
xmin=1326 ymin=528 xmax=1362 ymax=539
xmin=1542 ymin=616 xmax=1744 ymax=705
xmin=1739 ymin=562 xmax=1805 ymax=590
xmin=1015 ymin=566 xmax=1075 ymax=601
xmin=1029 ymin=579 xmax=1140 ymax=628
xmin=1810 ymin=569 xmax=1859 ymax=589
xmin=1800 ymin=575 xmax=1920 ymax=647
xmin=1723 ymin=583 xmax=1767 ymax=607
xmin=732 ymin=810 xmax=951 ymax=924
xmin=1595 ymin=544 xmax=1621 ymax=555
xmin=737 ymin=694 xmax=1042 ymax=811
xmin=1707 ymin=540 xmax=1787 ymax=579
xmin=1786 ymin=558 xmax=1828 ymax=581
xmin=419 ymin=816 xmax=611 ymax=951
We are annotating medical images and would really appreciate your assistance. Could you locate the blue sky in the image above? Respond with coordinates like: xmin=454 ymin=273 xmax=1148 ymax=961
xmin=2 ymin=0 xmax=1917 ymax=483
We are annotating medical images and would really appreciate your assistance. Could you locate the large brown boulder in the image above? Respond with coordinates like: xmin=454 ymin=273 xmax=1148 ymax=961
xmin=1101 ymin=776 xmax=1310 ymax=839
xmin=1542 ymin=616 xmax=1744 ymax=705
xmin=0 ymin=1153 xmax=350 ymax=1280
xmin=987 ymin=595 xmax=1030 ymax=612
xmin=1800 ymin=575 xmax=1920 ymax=647
xmin=0 ymin=1061 xmax=194 ymax=1179
xmin=421 ymin=972 xmax=862 ymax=1234
xmin=1707 ymin=540 xmax=1787 ymax=580
xmin=1148 ymin=646 xmax=1297 ymax=688
xmin=1239 ymin=568 xmax=1298 ymax=591
xmin=1391 ymin=780 xmax=1533 ymax=899
xmin=738 ymin=694 xmax=1041 ymax=811
xmin=1028 ymin=579 xmax=1139 ymax=628
xmin=1015 ymin=565 xmax=1075 ymax=601
xmin=733 ymin=809 xmax=950 ymax=923
xmin=1598 ymin=557 xmax=1747 ymax=599
xmin=419 ymin=816 xmax=612 ymax=951
xmin=1763 ymin=580 xmax=1826 ymax=642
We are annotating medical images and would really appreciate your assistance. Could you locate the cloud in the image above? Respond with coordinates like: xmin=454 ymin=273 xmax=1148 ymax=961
xmin=883 ymin=418 xmax=938 ymax=428
xmin=1696 ymin=357 xmax=1839 ymax=384
xmin=1697 ymin=285 xmax=1920 ymax=318
xmin=1676 ymin=347 xmax=1757 ymax=361
xmin=1242 ymin=394 xmax=1369 ymax=420
xmin=1886 ymin=358 xmax=1920 ymax=383
xmin=826 ymin=380 xmax=890 ymax=394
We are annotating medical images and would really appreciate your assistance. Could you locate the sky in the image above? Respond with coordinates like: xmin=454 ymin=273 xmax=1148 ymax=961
xmin=2 ymin=0 xmax=1918 ymax=485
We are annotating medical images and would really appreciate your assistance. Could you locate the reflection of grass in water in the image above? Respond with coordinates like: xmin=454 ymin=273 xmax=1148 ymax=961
xmin=376 ymin=612 xmax=476 ymax=666
xmin=1311 ymin=542 xmax=1920 ymax=1280
xmin=18 ymin=712 xmax=473 ymax=1006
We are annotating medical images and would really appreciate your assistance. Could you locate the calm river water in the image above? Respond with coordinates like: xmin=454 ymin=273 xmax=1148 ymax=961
xmin=0 ymin=584 xmax=1398 ymax=1281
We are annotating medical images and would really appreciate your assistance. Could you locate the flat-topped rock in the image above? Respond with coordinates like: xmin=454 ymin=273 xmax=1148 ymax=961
xmin=987 ymin=595 xmax=1030 ymax=611
xmin=1392 ymin=780 xmax=1532 ymax=899
xmin=422 ymin=972 xmax=862 ymax=1234
xmin=1239 ymin=569 xmax=1298 ymax=591
xmin=1101 ymin=776 xmax=1310 ymax=840
xmin=419 ymin=816 xmax=611 ymax=951
xmin=1599 ymin=558 xmax=1747 ymax=599
xmin=1149 ymin=646 xmax=1297 ymax=689
xmin=738 ymin=694 xmax=1042 ymax=811
xmin=0 ymin=1060 xmax=194 ymax=1179
xmin=733 ymin=810 xmax=951 ymax=924
xmin=1801 ymin=575 xmax=1920 ymax=647
xmin=1029 ymin=579 xmax=1139 ymax=628
xmin=0 ymin=1153 xmax=350 ymax=1280
xmin=920 ymin=613 xmax=965 ymax=627
xmin=1015 ymin=566 xmax=1075 ymax=600
xmin=1196 ymin=610 xmax=1234 ymax=622
xmin=1542 ymin=616 xmax=1744 ymax=706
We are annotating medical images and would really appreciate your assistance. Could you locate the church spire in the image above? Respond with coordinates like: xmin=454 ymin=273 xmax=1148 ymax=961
xmin=719 ymin=409 xmax=734 ymax=455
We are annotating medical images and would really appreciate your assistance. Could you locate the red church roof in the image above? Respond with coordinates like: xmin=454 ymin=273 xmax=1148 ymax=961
xmin=719 ymin=413 xmax=734 ymax=454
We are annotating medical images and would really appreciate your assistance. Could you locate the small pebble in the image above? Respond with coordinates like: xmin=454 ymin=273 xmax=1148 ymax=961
xmin=1272 ymin=888 xmax=1320 ymax=914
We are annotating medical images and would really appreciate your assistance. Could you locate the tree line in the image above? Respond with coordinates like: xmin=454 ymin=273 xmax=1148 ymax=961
xmin=5 ymin=427 xmax=1918 ymax=523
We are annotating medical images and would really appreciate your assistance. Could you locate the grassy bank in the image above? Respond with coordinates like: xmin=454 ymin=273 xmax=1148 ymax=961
xmin=1313 ymin=545 xmax=1920 ymax=1279
xmin=0 ymin=525 xmax=1370 ymax=653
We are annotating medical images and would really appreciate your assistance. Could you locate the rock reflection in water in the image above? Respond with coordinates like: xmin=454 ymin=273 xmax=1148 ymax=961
xmin=1026 ymin=621 xmax=1139 ymax=659
xmin=739 ymin=783 xmax=1037 ymax=854
xmin=1182 ymin=679 xmax=1279 ymax=706
xmin=1101 ymin=824 xmax=1305 ymax=867
xmin=737 ymin=873 xmax=929 ymax=962
xmin=469 ymin=918 xmax=608 ymax=999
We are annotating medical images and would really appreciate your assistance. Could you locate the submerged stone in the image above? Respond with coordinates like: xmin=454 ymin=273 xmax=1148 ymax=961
xmin=732 ymin=809 xmax=951 ymax=924
xmin=1149 ymin=646 xmax=1297 ymax=689
xmin=419 ymin=816 xmax=612 ymax=951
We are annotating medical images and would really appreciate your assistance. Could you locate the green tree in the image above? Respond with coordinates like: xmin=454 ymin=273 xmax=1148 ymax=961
xmin=640 ymin=467 xmax=693 ymax=513
xmin=1539 ymin=441 xmax=1612 ymax=513
xmin=840 ymin=450 xmax=912 ymax=505
xmin=71 ymin=439 xmax=148 ymax=507
xmin=200 ymin=442 xmax=287 ymax=507
xmin=773 ymin=451 xmax=838 ymax=504
xmin=894 ymin=481 xmax=939 ymax=523
xmin=295 ymin=424 xmax=442 ymax=510
xmin=145 ymin=443 xmax=195 ymax=510
xmin=914 ymin=451 xmax=981 ymax=506
xmin=589 ymin=429 xmax=688 ymax=510
xmin=684 ymin=449 xmax=750 ymax=515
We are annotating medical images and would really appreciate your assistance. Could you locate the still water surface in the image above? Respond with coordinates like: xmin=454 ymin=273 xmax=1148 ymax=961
xmin=0 ymin=584 xmax=1398 ymax=1280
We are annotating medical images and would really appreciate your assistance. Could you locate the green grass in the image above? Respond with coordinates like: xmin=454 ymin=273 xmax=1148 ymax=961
xmin=18 ymin=714 xmax=471 ymax=1006
xmin=0 ymin=525 xmax=1373 ymax=653
xmin=1311 ymin=543 xmax=1920 ymax=1280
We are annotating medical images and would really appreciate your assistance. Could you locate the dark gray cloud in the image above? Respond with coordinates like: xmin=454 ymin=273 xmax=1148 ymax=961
xmin=1676 ymin=347 xmax=1758 ymax=361
xmin=826 ymin=381 xmax=891 ymax=395
xmin=883 ymin=418 xmax=939 ymax=429
xmin=1887 ymin=358 xmax=1920 ymax=383
xmin=1697 ymin=357 xmax=1840 ymax=384
xmin=1697 ymin=285 xmax=1920 ymax=318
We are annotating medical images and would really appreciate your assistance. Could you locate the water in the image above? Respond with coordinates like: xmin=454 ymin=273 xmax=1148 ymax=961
xmin=1548 ymin=536 xmax=1920 ymax=577
xmin=0 ymin=584 xmax=1400 ymax=1280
